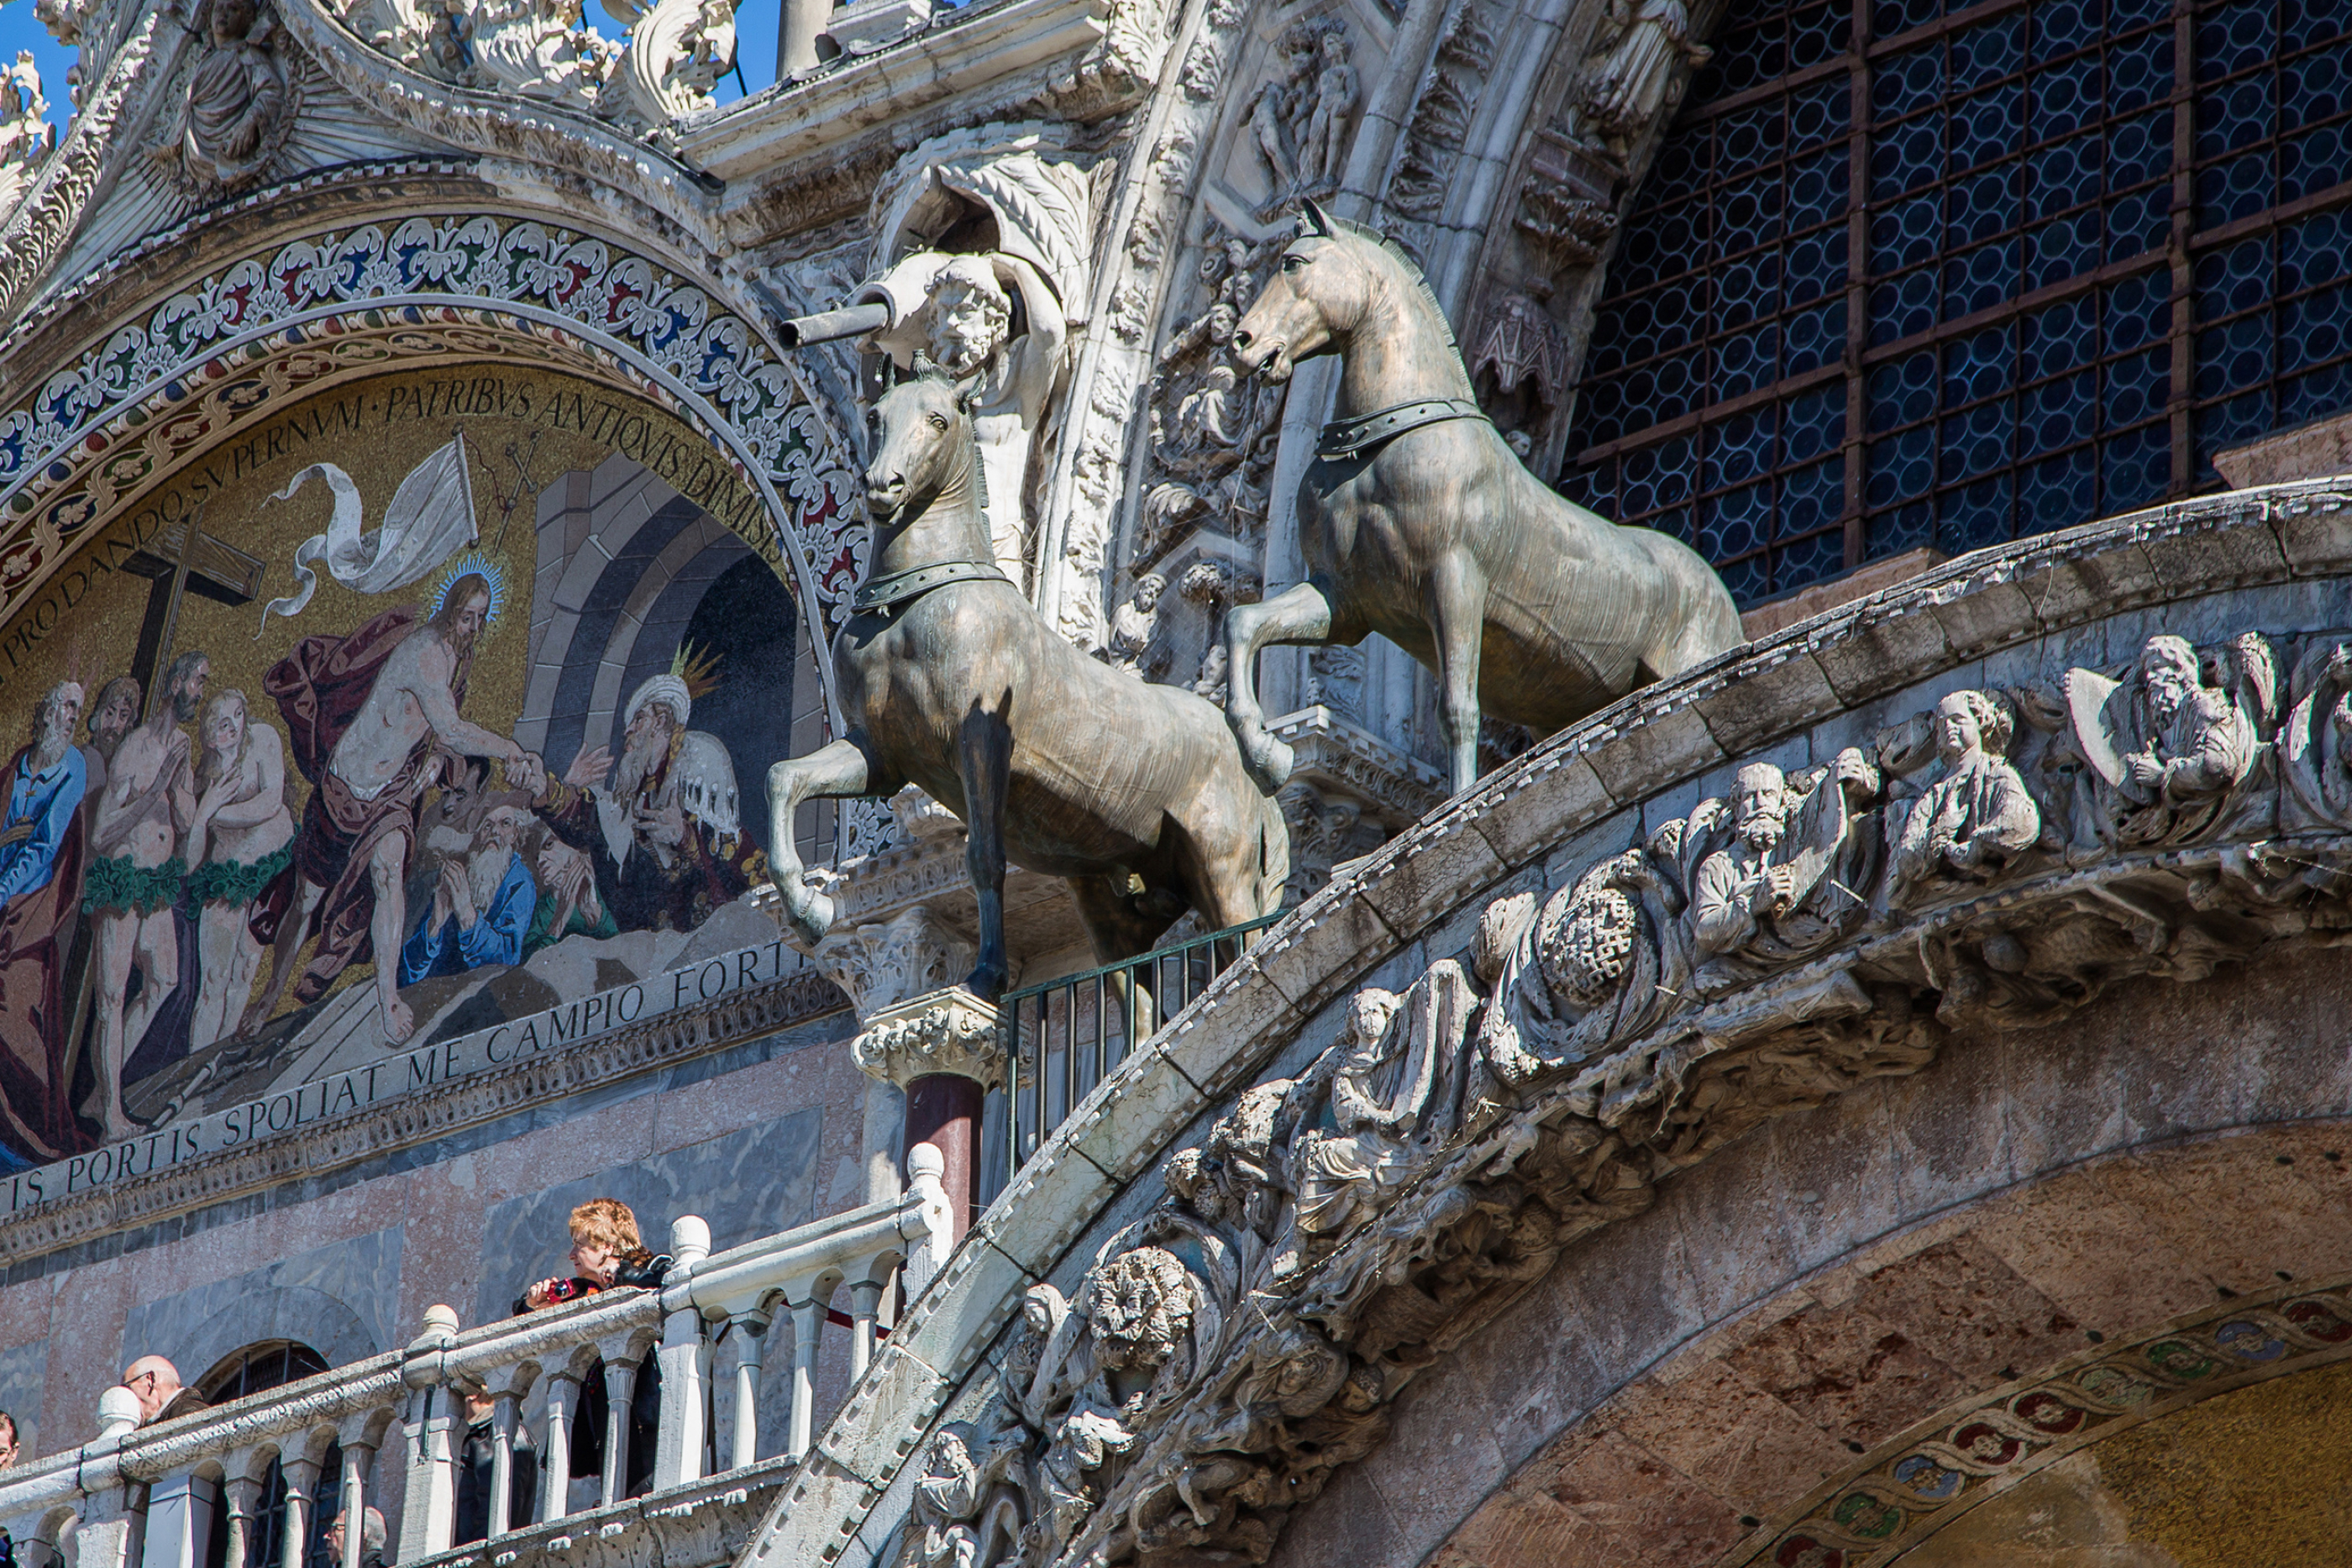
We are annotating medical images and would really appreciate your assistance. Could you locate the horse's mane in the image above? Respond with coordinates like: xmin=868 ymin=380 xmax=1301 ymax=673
xmin=1320 ymin=215 xmax=1459 ymax=355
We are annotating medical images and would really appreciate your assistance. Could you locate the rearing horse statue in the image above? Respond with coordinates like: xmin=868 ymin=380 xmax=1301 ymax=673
xmin=765 ymin=369 xmax=1289 ymax=999
xmin=1225 ymin=202 xmax=1745 ymax=796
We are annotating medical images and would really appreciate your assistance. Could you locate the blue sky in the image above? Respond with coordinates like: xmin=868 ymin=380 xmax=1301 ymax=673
xmin=0 ymin=0 xmax=780 ymax=139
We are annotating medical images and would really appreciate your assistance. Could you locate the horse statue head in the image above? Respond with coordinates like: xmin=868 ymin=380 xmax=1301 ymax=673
xmin=1230 ymin=199 xmax=1457 ymax=385
xmin=864 ymin=362 xmax=984 ymax=530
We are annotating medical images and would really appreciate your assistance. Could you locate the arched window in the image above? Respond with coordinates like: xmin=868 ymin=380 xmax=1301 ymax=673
xmin=1562 ymin=0 xmax=2352 ymax=605
xmin=192 ymin=1344 xmax=338 ymax=1568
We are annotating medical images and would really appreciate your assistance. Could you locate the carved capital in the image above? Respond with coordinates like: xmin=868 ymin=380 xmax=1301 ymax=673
xmin=850 ymin=986 xmax=1008 ymax=1091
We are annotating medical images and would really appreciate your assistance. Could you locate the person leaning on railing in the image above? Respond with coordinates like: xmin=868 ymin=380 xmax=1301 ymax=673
xmin=515 ymin=1199 xmax=674 ymax=1502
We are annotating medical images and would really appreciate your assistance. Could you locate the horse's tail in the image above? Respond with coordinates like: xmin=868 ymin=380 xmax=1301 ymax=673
xmin=1253 ymin=787 xmax=1293 ymax=920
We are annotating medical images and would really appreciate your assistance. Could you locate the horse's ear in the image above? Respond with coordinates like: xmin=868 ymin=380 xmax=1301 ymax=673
xmin=1299 ymin=198 xmax=1333 ymax=238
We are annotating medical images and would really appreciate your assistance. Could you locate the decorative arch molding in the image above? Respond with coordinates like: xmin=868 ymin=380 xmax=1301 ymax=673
xmin=0 ymin=201 xmax=861 ymax=718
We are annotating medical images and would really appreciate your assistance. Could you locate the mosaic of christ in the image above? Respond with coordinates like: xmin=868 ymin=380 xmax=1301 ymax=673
xmin=0 ymin=367 xmax=814 ymax=1167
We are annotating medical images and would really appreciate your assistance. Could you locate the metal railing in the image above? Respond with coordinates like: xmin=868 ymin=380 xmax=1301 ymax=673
xmin=996 ymin=915 xmax=1278 ymax=1187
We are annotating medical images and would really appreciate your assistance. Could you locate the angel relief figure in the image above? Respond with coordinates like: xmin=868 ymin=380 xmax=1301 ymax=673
xmin=1883 ymin=690 xmax=2043 ymax=905
xmin=2060 ymin=632 xmax=2276 ymax=853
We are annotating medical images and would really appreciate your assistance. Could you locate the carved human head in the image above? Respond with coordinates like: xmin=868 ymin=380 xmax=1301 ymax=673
xmin=1933 ymin=689 xmax=2009 ymax=763
xmin=1133 ymin=572 xmax=1166 ymax=609
xmin=1731 ymin=762 xmax=1789 ymax=849
xmin=925 ymin=257 xmax=1012 ymax=380
xmin=207 ymin=0 xmax=257 ymax=45
xmin=911 ymin=1429 xmax=979 ymax=1525
xmin=2138 ymin=634 xmax=2200 ymax=719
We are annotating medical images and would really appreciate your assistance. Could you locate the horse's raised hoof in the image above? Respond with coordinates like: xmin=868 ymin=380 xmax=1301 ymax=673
xmin=781 ymin=886 xmax=837 ymax=947
xmin=1239 ymin=731 xmax=1296 ymax=796
xmin=963 ymin=962 xmax=1009 ymax=1004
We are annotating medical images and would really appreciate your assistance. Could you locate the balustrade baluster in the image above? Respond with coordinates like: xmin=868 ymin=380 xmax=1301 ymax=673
xmin=724 ymin=1310 xmax=770 ymax=1471
xmin=221 ymin=1476 xmax=260 ymax=1568
xmin=143 ymin=1473 xmax=213 ymax=1568
xmin=784 ymin=1296 xmax=825 ymax=1460
xmin=397 ymin=1307 xmax=461 ymax=1564
xmin=598 ymin=1359 xmax=638 ymax=1508
xmin=652 ymin=1217 xmax=712 ymax=1492
xmin=279 ymin=1456 xmax=320 ymax=1568
xmin=486 ymin=1392 xmax=520 ymax=1539
xmin=537 ymin=1371 xmax=581 ymax=1523
xmin=336 ymin=1438 xmax=374 ymax=1568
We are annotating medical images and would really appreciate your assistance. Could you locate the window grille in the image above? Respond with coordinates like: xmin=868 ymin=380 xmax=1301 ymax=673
xmin=1561 ymin=0 xmax=2352 ymax=606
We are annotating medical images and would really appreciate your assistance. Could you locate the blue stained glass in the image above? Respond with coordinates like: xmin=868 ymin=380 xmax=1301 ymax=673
xmin=1939 ymin=473 xmax=2015 ymax=550
xmin=2281 ymin=123 xmax=2352 ymax=203
xmin=1648 ymin=505 xmax=1695 ymax=546
xmin=1705 ymin=406 xmax=1777 ymax=493
xmin=1946 ymin=165 xmax=2017 ymax=248
xmin=2103 ymin=422 xmax=2171 ymax=510
xmin=1785 ymin=229 xmax=1848 ymax=307
xmin=1945 ymin=239 xmax=2017 ymax=320
xmin=1718 ymin=175 xmax=1787 ymax=254
xmin=1702 ymin=26 xmax=1782 ymax=101
xmin=1872 ymin=117 xmax=1945 ymax=200
xmin=1950 ymin=13 xmax=2024 ymax=90
xmin=2028 ymin=134 xmax=2102 ymax=210
xmin=2023 ymin=370 xmax=2097 ymax=454
xmin=1785 ymin=299 xmax=1848 ymax=376
xmin=1789 ymin=4 xmax=1852 ymax=73
xmin=2197 ymin=237 xmax=2271 ymax=323
xmin=1575 ymin=381 xmax=1626 ymax=448
xmin=2022 ymin=295 xmax=2097 ymax=380
xmin=2281 ymin=39 xmax=2352 ymax=123
xmin=2197 ymin=76 xmax=2276 ymax=159
xmin=2106 ymin=0 xmax=2168 ymax=28
xmin=2196 ymin=0 xmax=2274 ymax=84
xmin=2104 ymin=186 xmax=2168 ymax=264
xmin=1788 ymin=149 xmax=1849 ymax=230
xmin=2033 ymin=55 xmax=2102 ymax=138
xmin=1872 ymin=501 xmax=1935 ymax=558
xmin=1719 ymin=106 xmax=1779 ymax=176
xmin=1699 ymin=481 xmax=1772 ymax=560
xmin=2103 ymin=270 xmax=2171 ymax=351
xmin=1866 ymin=427 xmax=1935 ymax=506
xmin=2108 ymin=27 xmax=2175 ymax=113
xmin=1716 ymin=251 xmax=1782 ymax=330
xmin=1788 ymin=81 xmax=1850 ymax=153
xmin=1609 ymin=226 xmax=1670 ymax=295
xmin=2196 ymin=314 xmax=2273 ymax=397
xmin=1869 ymin=350 xmax=1939 ymax=427
xmin=1651 ymin=204 xmax=1708 ymax=265
xmin=1716 ymin=323 xmax=1782 ymax=399
xmin=1876 ymin=47 xmax=1944 ymax=121
xmin=2197 ymin=152 xmax=2274 ymax=225
xmin=1941 ymin=397 xmax=2013 ymax=479
xmin=2281 ymin=210 xmax=2349 ymax=293
xmin=2106 ymin=109 xmax=2172 ymax=187
xmin=1560 ymin=464 xmax=1614 ymax=515
xmin=2281 ymin=282 xmax=2352 ymax=374
xmin=1775 ymin=526 xmax=1846 ymax=592
xmin=2281 ymin=359 xmax=2352 ymax=426
xmin=2282 ymin=0 xmax=2352 ymax=53
xmin=2104 ymin=346 xmax=2170 ymax=425
xmin=2035 ymin=0 xmax=2098 ymax=53
xmin=1784 ymin=385 xmax=1846 ymax=462
xmin=1718 ymin=552 xmax=1772 ymax=605
xmin=1951 ymin=86 xmax=2024 ymax=175
xmin=1873 ymin=194 xmax=1942 ymax=274
xmin=2026 ymin=211 xmax=2102 ymax=291
xmin=2020 ymin=447 xmax=2100 ymax=534
xmin=1647 ymin=348 xmax=1704 ymax=422
xmin=1780 ymin=458 xmax=1845 ymax=536
xmin=1872 ymin=0 xmax=1944 ymax=45
xmin=1620 ymin=434 xmax=1693 ymax=514
xmin=1639 ymin=139 xmax=1707 ymax=212
xmin=1944 ymin=324 xmax=2013 ymax=407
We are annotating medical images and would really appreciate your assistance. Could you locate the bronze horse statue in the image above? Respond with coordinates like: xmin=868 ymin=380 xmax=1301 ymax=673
xmin=765 ymin=369 xmax=1289 ymax=998
xmin=1225 ymin=202 xmax=1745 ymax=796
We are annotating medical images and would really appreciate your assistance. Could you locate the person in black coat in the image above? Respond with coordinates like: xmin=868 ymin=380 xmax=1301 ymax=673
xmin=517 ymin=1198 xmax=674 ymax=1502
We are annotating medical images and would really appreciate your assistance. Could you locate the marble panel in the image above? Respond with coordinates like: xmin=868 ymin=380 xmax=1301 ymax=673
xmin=120 ymin=1226 xmax=403 ymax=1386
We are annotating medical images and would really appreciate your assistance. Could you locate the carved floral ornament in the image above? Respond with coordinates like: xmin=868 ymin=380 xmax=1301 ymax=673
xmin=0 ymin=207 xmax=862 ymax=698
xmin=885 ymin=616 xmax=2352 ymax=1568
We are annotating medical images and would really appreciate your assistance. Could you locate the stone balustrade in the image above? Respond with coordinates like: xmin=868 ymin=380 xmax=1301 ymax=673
xmin=0 ymin=1147 xmax=953 ymax=1568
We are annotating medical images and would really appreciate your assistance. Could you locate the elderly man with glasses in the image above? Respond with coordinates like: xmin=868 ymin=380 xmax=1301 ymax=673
xmin=121 ymin=1356 xmax=208 ymax=1425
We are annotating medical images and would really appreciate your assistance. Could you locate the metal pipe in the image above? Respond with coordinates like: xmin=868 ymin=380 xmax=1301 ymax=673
xmin=768 ymin=301 xmax=892 ymax=349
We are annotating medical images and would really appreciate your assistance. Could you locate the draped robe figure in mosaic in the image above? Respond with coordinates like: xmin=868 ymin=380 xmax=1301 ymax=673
xmin=0 ymin=682 xmax=89 ymax=1164
xmin=1224 ymin=203 xmax=1746 ymax=795
xmin=242 ymin=579 xmax=543 ymax=1046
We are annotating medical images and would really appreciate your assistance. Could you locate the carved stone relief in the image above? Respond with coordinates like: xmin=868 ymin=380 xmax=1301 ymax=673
xmin=907 ymin=616 xmax=2352 ymax=1568
xmin=1388 ymin=0 xmax=1496 ymax=223
xmin=1137 ymin=223 xmax=1285 ymax=568
xmin=161 ymin=0 xmax=297 ymax=190
xmin=0 ymin=51 xmax=52 ymax=215
xmin=1239 ymin=17 xmax=1357 ymax=218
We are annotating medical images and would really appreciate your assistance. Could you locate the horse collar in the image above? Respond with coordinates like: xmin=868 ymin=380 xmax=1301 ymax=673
xmin=1315 ymin=397 xmax=1489 ymax=461
xmin=853 ymin=559 xmax=1013 ymax=616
